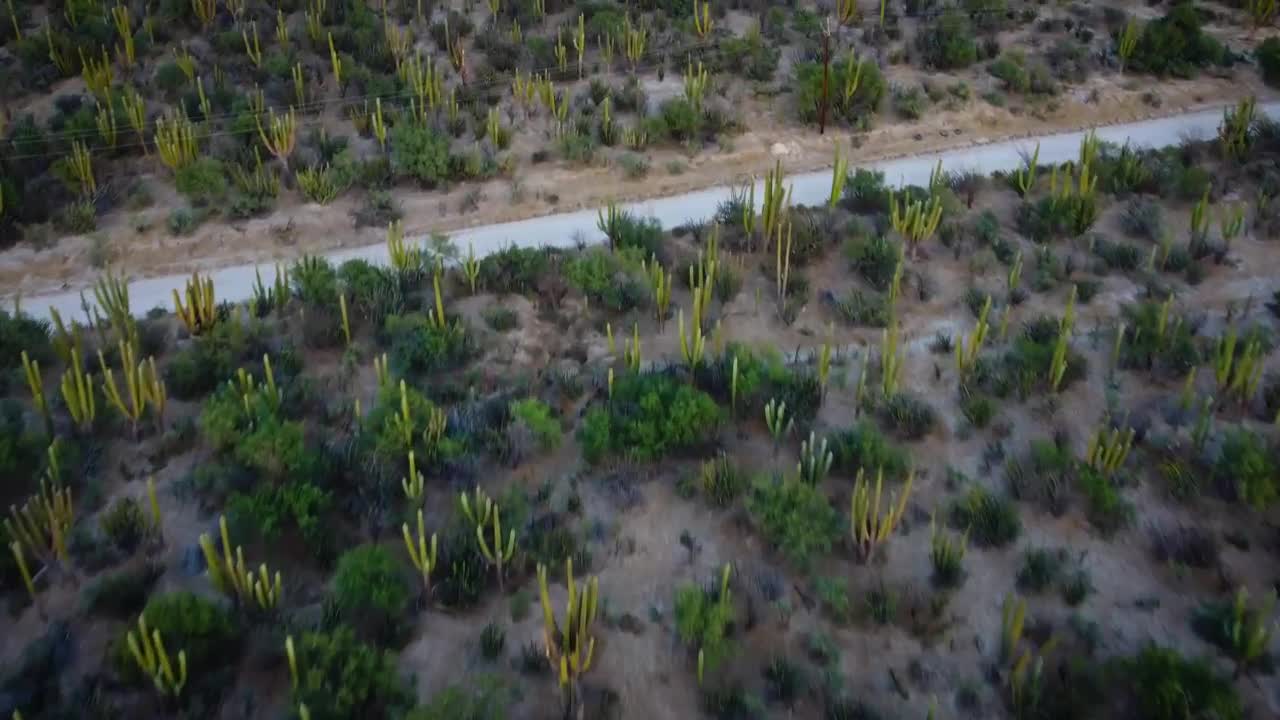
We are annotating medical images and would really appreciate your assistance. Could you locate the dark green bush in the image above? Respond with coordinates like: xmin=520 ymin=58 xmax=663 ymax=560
xmin=828 ymin=421 xmax=909 ymax=479
xmin=675 ymin=580 xmax=735 ymax=670
xmin=951 ymin=486 xmax=1021 ymax=547
xmin=1121 ymin=646 xmax=1242 ymax=720
xmin=82 ymin=562 xmax=162 ymax=618
xmin=174 ymin=158 xmax=227 ymax=204
xmin=844 ymin=235 xmax=901 ymax=291
xmin=227 ymin=479 xmax=332 ymax=550
xmin=1077 ymin=464 xmax=1134 ymax=535
xmin=0 ymin=308 xmax=52 ymax=373
xmin=1126 ymin=2 xmax=1226 ymax=78
xmin=746 ymin=475 xmax=842 ymax=569
xmin=292 ymin=626 xmax=414 ymax=720
xmin=332 ymin=545 xmax=411 ymax=643
xmin=578 ymin=372 xmax=721 ymax=463
xmin=383 ymin=312 xmax=474 ymax=378
xmin=1116 ymin=301 xmax=1199 ymax=375
xmin=794 ymin=58 xmax=886 ymax=125
xmin=1215 ymin=429 xmax=1277 ymax=509
xmin=718 ymin=32 xmax=781 ymax=82
xmin=392 ymin=123 xmax=451 ymax=186
xmin=829 ymin=288 xmax=890 ymax=327
xmin=478 ymin=246 xmax=552 ymax=294
xmin=879 ymin=393 xmax=937 ymax=440
xmin=841 ymin=168 xmax=892 ymax=214
xmin=564 ymin=247 xmax=646 ymax=312
xmin=406 ymin=678 xmax=512 ymax=720
xmin=125 ymin=592 xmax=239 ymax=674
xmin=917 ymin=10 xmax=978 ymax=69
xmin=99 ymin=497 xmax=147 ymax=553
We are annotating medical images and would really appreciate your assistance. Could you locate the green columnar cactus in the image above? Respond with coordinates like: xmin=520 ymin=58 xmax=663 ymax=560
xmin=155 ymin=112 xmax=198 ymax=172
xmin=693 ymin=0 xmax=713 ymax=39
xmin=258 ymin=107 xmax=297 ymax=173
xmin=764 ymin=398 xmax=793 ymax=449
xmin=841 ymin=54 xmax=864 ymax=111
xmin=572 ymin=13 xmax=586 ymax=78
xmin=93 ymin=269 xmax=136 ymax=348
xmin=21 ymin=351 xmax=52 ymax=435
xmin=761 ymin=160 xmax=788 ymax=247
xmin=1117 ymin=18 xmax=1140 ymax=74
xmin=624 ymin=14 xmax=646 ymax=74
xmin=127 ymin=614 xmax=188 ymax=698
xmin=402 ymin=509 xmax=438 ymax=597
xmin=173 ymin=271 xmax=217 ymax=336
xmin=679 ymin=308 xmax=705 ymax=372
xmin=740 ymin=180 xmax=756 ymax=241
xmin=60 ymin=347 xmax=96 ymax=433
xmin=1013 ymin=143 xmax=1040 ymax=197
xmin=1001 ymin=593 xmax=1026 ymax=663
xmin=797 ymin=432 xmax=833 ymax=486
xmin=388 ymin=380 xmax=415 ymax=450
xmin=429 ymin=269 xmax=447 ymax=330
xmin=730 ymin=355 xmax=740 ymax=416
xmin=850 ymin=467 xmax=913 ymax=562
xmin=1049 ymin=286 xmax=1077 ymax=393
xmin=818 ymin=331 xmax=833 ymax=398
xmin=327 ymin=32 xmax=343 ymax=90
xmin=829 ymin=143 xmax=848 ymax=208
xmin=99 ymin=340 xmax=147 ymax=437
xmin=11 ymin=541 xmax=36 ymax=602
xmin=477 ymin=502 xmax=516 ymax=593
xmin=624 ymin=323 xmax=641 ymax=372
xmin=889 ymin=191 xmax=943 ymax=259
xmin=1193 ymin=395 xmax=1213 ymax=451
xmin=1225 ymin=586 xmax=1276 ymax=676
xmin=1219 ymin=96 xmax=1256 ymax=161
xmin=147 ymin=476 xmax=164 ymax=544
xmin=1087 ymin=425 xmax=1134 ymax=475
xmin=402 ymin=451 xmax=424 ymax=503
xmin=683 ymin=60 xmax=708 ymax=112
xmin=242 ymin=20 xmax=262 ymax=66
xmin=955 ymin=295 xmax=991 ymax=380
xmin=775 ymin=215 xmax=793 ymax=304
xmin=198 ymin=515 xmax=283 ymax=611
xmin=538 ymin=559 xmax=600 ymax=718
xmin=6 ymin=476 xmax=74 ymax=565
xmin=645 ymin=258 xmax=672 ymax=329
xmin=880 ymin=323 xmax=902 ymax=398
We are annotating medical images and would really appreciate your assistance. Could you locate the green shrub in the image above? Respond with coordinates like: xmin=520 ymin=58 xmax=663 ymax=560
xmin=917 ymin=10 xmax=978 ymax=69
xmin=746 ymin=476 xmax=842 ymax=569
xmin=1077 ymin=464 xmax=1134 ymax=535
xmin=880 ymin=393 xmax=937 ymax=440
xmin=478 ymin=246 xmax=550 ymax=294
xmin=129 ymin=592 xmax=239 ymax=673
xmin=891 ymin=85 xmax=926 ymax=119
xmin=1120 ymin=198 xmax=1164 ymax=241
xmin=383 ymin=312 xmax=473 ymax=377
xmin=479 ymin=622 xmax=505 ymax=661
xmin=794 ymin=58 xmax=886 ymax=125
xmin=1215 ymin=430 xmax=1277 ymax=509
xmin=99 ymin=497 xmax=147 ymax=553
xmin=564 ymin=247 xmax=645 ymax=312
xmin=699 ymin=454 xmax=745 ymax=507
xmin=844 ymin=235 xmax=901 ymax=290
xmin=675 ymin=579 xmax=735 ymax=669
xmin=1126 ymin=2 xmax=1226 ymax=78
xmin=1116 ymin=301 xmax=1199 ymax=375
xmin=227 ymin=479 xmax=331 ymax=549
xmin=332 ymin=545 xmax=411 ymax=643
xmin=510 ymin=398 xmax=561 ymax=451
xmin=1258 ymin=37 xmax=1280 ymax=88
xmin=291 ymin=255 xmax=340 ymax=308
xmin=950 ymin=486 xmax=1020 ymax=547
xmin=830 ymin=288 xmax=890 ymax=327
xmin=828 ymin=421 xmax=908 ymax=479
xmin=1121 ymin=646 xmax=1242 ymax=720
xmin=293 ymin=626 xmax=414 ymax=720
xmin=657 ymin=97 xmax=700 ymax=142
xmin=718 ymin=32 xmax=781 ymax=82
xmin=841 ymin=168 xmax=892 ymax=214
xmin=392 ymin=123 xmax=451 ymax=185
xmin=0 ymin=309 xmax=52 ymax=373
xmin=579 ymin=372 xmax=721 ymax=463
xmin=174 ymin=158 xmax=227 ymax=204
xmin=1016 ymin=547 xmax=1066 ymax=593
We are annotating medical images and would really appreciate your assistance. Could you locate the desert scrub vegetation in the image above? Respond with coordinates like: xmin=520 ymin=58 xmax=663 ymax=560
xmin=5 ymin=11 xmax=1280 ymax=717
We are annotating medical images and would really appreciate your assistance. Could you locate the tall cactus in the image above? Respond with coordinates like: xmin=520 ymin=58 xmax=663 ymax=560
xmin=99 ymin=340 xmax=147 ymax=437
xmin=764 ymin=398 xmax=793 ymax=449
xmin=829 ymin=143 xmax=848 ymax=208
xmin=955 ymin=295 xmax=991 ymax=380
xmin=537 ymin=559 xmax=600 ymax=719
xmin=1087 ymin=424 xmax=1133 ymax=475
xmin=678 ymin=308 xmax=705 ymax=372
xmin=693 ymin=0 xmax=713 ymax=39
xmin=173 ymin=271 xmax=217 ymax=336
xmin=761 ymin=160 xmax=789 ymax=248
xmin=797 ymin=432 xmax=833 ymax=486
xmin=1117 ymin=18 xmax=1140 ymax=75
xmin=623 ymin=14 xmax=646 ymax=74
xmin=402 ymin=451 xmax=424 ymax=503
xmin=154 ymin=112 xmax=198 ymax=172
xmin=258 ymin=107 xmax=298 ymax=174
xmin=880 ymin=322 xmax=902 ymax=398
xmin=1013 ymin=143 xmax=1040 ymax=197
xmin=60 ymin=346 xmax=96 ymax=433
xmin=20 ymin=351 xmax=52 ymax=436
xmin=402 ymin=508 xmax=438 ymax=597
xmin=890 ymin=191 xmax=943 ymax=260
xmin=476 ymin=495 xmax=516 ymax=593
xmin=5 ymin=473 xmax=74 ymax=566
xmin=850 ymin=467 xmax=913 ymax=562
xmin=127 ymin=614 xmax=188 ymax=698
xmin=198 ymin=515 xmax=283 ymax=611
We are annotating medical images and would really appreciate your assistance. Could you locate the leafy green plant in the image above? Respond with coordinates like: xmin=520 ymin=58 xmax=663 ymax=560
xmin=579 ymin=372 xmax=720 ymax=463
xmin=1121 ymin=646 xmax=1242 ymax=720
xmin=332 ymin=545 xmax=411 ymax=643
xmin=746 ymin=475 xmax=842 ymax=569
xmin=675 ymin=575 xmax=734 ymax=671
xmin=828 ymin=421 xmax=908 ymax=480
xmin=291 ymin=626 xmax=414 ymax=720
xmin=1077 ymin=464 xmax=1134 ymax=535
xmin=510 ymin=398 xmax=562 ymax=451
xmin=917 ymin=9 xmax=978 ymax=69
xmin=1191 ymin=588 xmax=1276 ymax=676
xmin=699 ymin=453 xmax=745 ymax=507
xmin=479 ymin=622 xmax=506 ymax=661
xmin=1215 ymin=429 xmax=1277 ymax=509
xmin=950 ymin=486 xmax=1021 ymax=548
xmin=114 ymin=592 xmax=239 ymax=681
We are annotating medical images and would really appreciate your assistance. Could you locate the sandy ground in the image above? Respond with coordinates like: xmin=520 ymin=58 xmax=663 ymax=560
xmin=1 ymin=69 xmax=1272 ymax=300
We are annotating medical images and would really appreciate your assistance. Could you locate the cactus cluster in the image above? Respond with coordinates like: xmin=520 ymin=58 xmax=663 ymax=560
xmin=537 ymin=559 xmax=600 ymax=717
xmin=127 ymin=614 xmax=188 ymax=698
xmin=1214 ymin=326 xmax=1264 ymax=406
xmin=850 ymin=467 xmax=913 ymax=562
xmin=764 ymin=398 xmax=794 ymax=448
xmin=956 ymin=294 xmax=991 ymax=380
xmin=198 ymin=515 xmax=283 ymax=611
xmin=402 ymin=509 xmax=439 ymax=597
xmin=1087 ymin=424 xmax=1134 ymax=475
xmin=797 ymin=432 xmax=833 ymax=486
xmin=890 ymin=190 xmax=943 ymax=259
xmin=1219 ymin=96 xmax=1256 ymax=162
xmin=173 ymin=272 xmax=217 ymax=335
xmin=461 ymin=486 xmax=517 ymax=592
